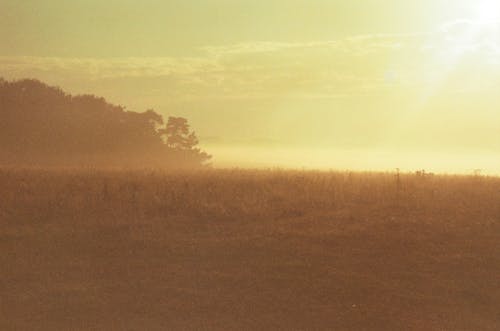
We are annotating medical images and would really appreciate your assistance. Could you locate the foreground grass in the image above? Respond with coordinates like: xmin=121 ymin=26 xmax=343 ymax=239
xmin=1 ymin=168 xmax=499 ymax=330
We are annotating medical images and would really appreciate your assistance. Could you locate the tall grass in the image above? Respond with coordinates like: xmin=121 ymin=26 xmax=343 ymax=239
xmin=2 ymin=167 xmax=500 ymax=330
xmin=2 ymin=168 xmax=499 ymax=226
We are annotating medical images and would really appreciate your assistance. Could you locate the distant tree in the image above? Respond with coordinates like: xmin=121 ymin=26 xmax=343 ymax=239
xmin=0 ymin=78 xmax=212 ymax=168
xmin=161 ymin=117 xmax=212 ymax=167
xmin=163 ymin=117 xmax=191 ymax=150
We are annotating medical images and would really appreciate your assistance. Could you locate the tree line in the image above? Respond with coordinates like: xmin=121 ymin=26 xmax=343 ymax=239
xmin=0 ymin=78 xmax=211 ymax=168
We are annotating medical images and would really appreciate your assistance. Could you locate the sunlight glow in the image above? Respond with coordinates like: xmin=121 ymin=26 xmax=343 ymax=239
xmin=476 ymin=0 xmax=500 ymax=24
xmin=419 ymin=0 xmax=500 ymax=104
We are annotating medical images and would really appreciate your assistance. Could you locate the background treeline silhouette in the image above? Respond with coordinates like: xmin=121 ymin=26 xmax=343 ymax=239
xmin=0 ymin=78 xmax=211 ymax=168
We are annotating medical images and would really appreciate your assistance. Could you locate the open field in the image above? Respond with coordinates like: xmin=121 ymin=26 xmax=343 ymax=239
xmin=1 ymin=168 xmax=499 ymax=330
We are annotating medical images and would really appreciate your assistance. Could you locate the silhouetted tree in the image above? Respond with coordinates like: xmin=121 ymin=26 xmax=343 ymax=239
xmin=0 ymin=78 xmax=211 ymax=168
xmin=160 ymin=117 xmax=212 ymax=167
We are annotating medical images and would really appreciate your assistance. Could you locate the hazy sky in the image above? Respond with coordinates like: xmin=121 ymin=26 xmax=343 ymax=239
xmin=2 ymin=0 xmax=500 ymax=173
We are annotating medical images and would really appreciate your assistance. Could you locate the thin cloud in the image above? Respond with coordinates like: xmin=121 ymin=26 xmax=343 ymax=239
xmin=1 ymin=28 xmax=499 ymax=99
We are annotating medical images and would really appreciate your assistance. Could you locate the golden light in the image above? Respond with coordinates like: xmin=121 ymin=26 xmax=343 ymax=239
xmin=476 ymin=0 xmax=500 ymax=24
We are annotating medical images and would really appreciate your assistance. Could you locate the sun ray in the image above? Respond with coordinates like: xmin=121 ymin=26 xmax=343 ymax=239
xmin=477 ymin=0 xmax=500 ymax=24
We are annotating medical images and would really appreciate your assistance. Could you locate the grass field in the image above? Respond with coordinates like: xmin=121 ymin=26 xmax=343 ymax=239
xmin=1 ymin=168 xmax=499 ymax=330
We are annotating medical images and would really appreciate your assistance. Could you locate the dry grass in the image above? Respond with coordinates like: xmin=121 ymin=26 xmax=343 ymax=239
xmin=1 ymin=168 xmax=499 ymax=330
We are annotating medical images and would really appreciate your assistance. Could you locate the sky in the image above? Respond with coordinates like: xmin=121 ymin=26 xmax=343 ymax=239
xmin=1 ymin=0 xmax=500 ymax=173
